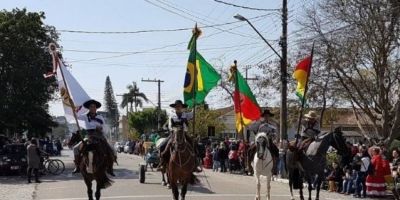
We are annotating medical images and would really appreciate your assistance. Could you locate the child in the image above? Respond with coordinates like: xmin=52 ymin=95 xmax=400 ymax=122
xmin=212 ymin=144 xmax=220 ymax=172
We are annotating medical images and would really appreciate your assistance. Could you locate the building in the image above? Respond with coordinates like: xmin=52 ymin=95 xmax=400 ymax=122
xmin=216 ymin=106 xmax=372 ymax=143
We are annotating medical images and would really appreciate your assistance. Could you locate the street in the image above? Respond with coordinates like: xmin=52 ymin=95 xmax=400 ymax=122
xmin=0 ymin=149 xmax=382 ymax=200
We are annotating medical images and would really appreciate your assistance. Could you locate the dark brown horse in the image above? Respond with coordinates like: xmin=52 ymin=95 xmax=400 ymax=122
xmin=168 ymin=126 xmax=198 ymax=200
xmin=68 ymin=132 xmax=114 ymax=200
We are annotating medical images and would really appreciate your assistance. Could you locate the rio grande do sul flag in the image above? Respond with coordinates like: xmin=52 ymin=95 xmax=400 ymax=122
xmin=293 ymin=56 xmax=312 ymax=102
xmin=230 ymin=65 xmax=261 ymax=133
xmin=56 ymin=60 xmax=91 ymax=129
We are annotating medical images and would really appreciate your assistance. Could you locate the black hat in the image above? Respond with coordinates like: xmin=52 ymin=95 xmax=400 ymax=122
xmin=83 ymin=99 xmax=102 ymax=109
xmin=261 ymin=109 xmax=274 ymax=117
xmin=170 ymin=100 xmax=188 ymax=108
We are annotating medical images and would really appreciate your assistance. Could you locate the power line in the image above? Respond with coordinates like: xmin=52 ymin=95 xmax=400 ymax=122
xmin=58 ymin=14 xmax=271 ymax=34
xmin=63 ymin=42 xmax=264 ymax=54
xmin=214 ymin=0 xmax=280 ymax=12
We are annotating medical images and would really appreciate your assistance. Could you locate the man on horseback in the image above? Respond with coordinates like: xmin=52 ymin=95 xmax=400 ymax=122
xmin=158 ymin=100 xmax=201 ymax=173
xmin=72 ymin=99 xmax=116 ymax=176
xmin=247 ymin=109 xmax=279 ymax=175
xmin=298 ymin=110 xmax=320 ymax=151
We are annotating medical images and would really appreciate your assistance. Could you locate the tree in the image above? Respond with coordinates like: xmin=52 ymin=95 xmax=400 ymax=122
xmin=188 ymin=105 xmax=226 ymax=138
xmin=120 ymin=82 xmax=148 ymax=113
xmin=0 ymin=9 xmax=58 ymax=137
xmin=298 ymin=0 xmax=400 ymax=144
xmin=128 ymin=108 xmax=167 ymax=134
xmin=103 ymin=76 xmax=119 ymax=129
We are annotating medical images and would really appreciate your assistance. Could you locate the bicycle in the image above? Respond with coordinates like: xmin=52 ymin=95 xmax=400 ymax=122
xmin=40 ymin=155 xmax=65 ymax=175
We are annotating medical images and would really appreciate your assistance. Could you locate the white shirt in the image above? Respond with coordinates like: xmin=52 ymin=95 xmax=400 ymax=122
xmin=78 ymin=113 xmax=105 ymax=130
xmin=168 ymin=111 xmax=193 ymax=132
xmin=360 ymin=157 xmax=370 ymax=172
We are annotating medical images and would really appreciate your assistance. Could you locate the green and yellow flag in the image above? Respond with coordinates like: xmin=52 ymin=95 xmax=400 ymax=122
xmin=183 ymin=26 xmax=221 ymax=108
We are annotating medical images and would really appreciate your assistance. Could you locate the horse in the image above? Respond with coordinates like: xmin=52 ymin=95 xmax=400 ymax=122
xmin=253 ymin=132 xmax=274 ymax=200
xmin=155 ymin=137 xmax=170 ymax=187
xmin=68 ymin=132 xmax=114 ymax=200
xmin=168 ymin=126 xmax=198 ymax=200
xmin=286 ymin=128 xmax=351 ymax=200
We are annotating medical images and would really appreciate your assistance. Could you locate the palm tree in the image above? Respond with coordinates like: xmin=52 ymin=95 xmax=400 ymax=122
xmin=120 ymin=82 xmax=148 ymax=114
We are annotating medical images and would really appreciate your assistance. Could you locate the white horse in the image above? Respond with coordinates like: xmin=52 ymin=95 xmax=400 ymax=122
xmin=252 ymin=132 xmax=274 ymax=200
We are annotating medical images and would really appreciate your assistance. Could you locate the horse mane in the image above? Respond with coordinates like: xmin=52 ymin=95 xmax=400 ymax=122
xmin=255 ymin=132 xmax=268 ymax=141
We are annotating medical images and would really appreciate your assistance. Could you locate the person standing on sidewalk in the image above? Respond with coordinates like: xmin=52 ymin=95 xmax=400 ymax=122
xmin=27 ymin=138 xmax=41 ymax=183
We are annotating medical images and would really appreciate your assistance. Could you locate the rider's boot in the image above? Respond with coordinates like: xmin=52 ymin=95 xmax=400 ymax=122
xmin=194 ymin=157 xmax=202 ymax=173
xmin=72 ymin=154 xmax=80 ymax=174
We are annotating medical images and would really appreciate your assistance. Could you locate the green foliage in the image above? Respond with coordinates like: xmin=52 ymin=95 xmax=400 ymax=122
xmin=188 ymin=105 xmax=226 ymax=138
xmin=0 ymin=9 xmax=58 ymax=137
xmin=103 ymin=76 xmax=119 ymax=127
xmin=120 ymin=82 xmax=148 ymax=113
xmin=128 ymin=108 xmax=167 ymax=134
xmin=326 ymin=151 xmax=339 ymax=167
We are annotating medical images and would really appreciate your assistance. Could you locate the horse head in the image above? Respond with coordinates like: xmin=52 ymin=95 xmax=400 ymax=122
xmin=255 ymin=132 xmax=269 ymax=160
xmin=330 ymin=127 xmax=351 ymax=156
xmin=68 ymin=131 xmax=82 ymax=148
xmin=172 ymin=125 xmax=185 ymax=145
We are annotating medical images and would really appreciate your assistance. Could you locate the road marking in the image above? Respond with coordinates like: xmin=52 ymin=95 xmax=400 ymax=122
xmin=41 ymin=193 xmax=316 ymax=200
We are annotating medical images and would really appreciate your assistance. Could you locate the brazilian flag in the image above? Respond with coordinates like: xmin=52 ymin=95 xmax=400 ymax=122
xmin=183 ymin=26 xmax=221 ymax=108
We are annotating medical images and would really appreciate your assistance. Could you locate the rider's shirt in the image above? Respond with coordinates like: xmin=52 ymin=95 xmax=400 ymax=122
xmin=247 ymin=120 xmax=277 ymax=138
xmin=301 ymin=119 xmax=320 ymax=138
xmin=78 ymin=113 xmax=105 ymax=131
xmin=168 ymin=111 xmax=193 ymax=132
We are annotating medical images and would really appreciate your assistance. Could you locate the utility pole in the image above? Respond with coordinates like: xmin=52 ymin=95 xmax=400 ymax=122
xmin=244 ymin=65 xmax=258 ymax=81
xmin=280 ymin=0 xmax=288 ymax=141
xmin=142 ymin=78 xmax=164 ymax=130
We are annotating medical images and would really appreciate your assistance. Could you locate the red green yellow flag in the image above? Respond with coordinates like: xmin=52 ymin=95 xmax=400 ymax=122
xmin=229 ymin=65 xmax=261 ymax=133
xmin=293 ymin=56 xmax=312 ymax=102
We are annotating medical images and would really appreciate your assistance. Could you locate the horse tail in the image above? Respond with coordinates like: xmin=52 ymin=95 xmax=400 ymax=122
xmin=98 ymin=172 xmax=113 ymax=189
xmin=189 ymin=173 xmax=199 ymax=185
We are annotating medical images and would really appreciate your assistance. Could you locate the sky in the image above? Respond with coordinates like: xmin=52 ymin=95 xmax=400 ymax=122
xmin=1 ymin=0 xmax=310 ymax=116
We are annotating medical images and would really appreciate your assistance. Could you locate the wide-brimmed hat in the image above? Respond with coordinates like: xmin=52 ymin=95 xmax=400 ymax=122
xmin=83 ymin=99 xmax=102 ymax=109
xmin=169 ymin=100 xmax=188 ymax=108
xmin=261 ymin=109 xmax=274 ymax=117
xmin=304 ymin=110 xmax=318 ymax=119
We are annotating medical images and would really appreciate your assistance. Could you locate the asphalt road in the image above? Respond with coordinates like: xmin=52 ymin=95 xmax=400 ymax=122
xmin=18 ymin=150 xmax=388 ymax=200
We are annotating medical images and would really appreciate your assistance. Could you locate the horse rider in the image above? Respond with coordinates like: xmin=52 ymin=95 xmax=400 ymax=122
xmin=72 ymin=99 xmax=115 ymax=176
xmin=298 ymin=110 xmax=321 ymax=151
xmin=158 ymin=100 xmax=202 ymax=172
xmin=247 ymin=109 xmax=279 ymax=175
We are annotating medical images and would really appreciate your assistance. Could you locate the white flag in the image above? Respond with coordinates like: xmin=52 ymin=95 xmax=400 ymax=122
xmin=56 ymin=60 xmax=91 ymax=130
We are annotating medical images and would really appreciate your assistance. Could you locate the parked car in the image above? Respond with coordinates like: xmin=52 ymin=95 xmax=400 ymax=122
xmin=0 ymin=144 xmax=27 ymax=176
xmin=114 ymin=142 xmax=124 ymax=153
xmin=124 ymin=141 xmax=135 ymax=154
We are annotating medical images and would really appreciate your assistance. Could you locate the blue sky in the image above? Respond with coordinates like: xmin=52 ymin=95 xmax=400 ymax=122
xmin=1 ymin=0 xmax=309 ymax=116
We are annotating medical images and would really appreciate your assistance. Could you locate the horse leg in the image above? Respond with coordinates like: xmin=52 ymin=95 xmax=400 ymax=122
xmin=266 ymin=175 xmax=271 ymax=200
xmin=161 ymin=172 xmax=167 ymax=186
xmin=289 ymin=178 xmax=295 ymax=200
xmin=181 ymin=183 xmax=188 ymax=200
xmin=95 ymin=182 xmax=101 ymax=200
xmin=307 ymin=179 xmax=313 ymax=200
xmin=299 ymin=185 xmax=304 ymax=200
xmin=255 ymin=175 xmax=261 ymax=200
xmin=84 ymin=178 xmax=93 ymax=200
xmin=170 ymin=182 xmax=179 ymax=200
xmin=315 ymin=177 xmax=321 ymax=200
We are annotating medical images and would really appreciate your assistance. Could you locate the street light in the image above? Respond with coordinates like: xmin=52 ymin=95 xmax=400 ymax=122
xmin=234 ymin=13 xmax=288 ymax=142
xmin=233 ymin=14 xmax=282 ymax=60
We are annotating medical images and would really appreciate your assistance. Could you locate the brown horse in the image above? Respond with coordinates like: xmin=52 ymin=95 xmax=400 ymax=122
xmin=68 ymin=132 xmax=114 ymax=200
xmin=168 ymin=126 xmax=198 ymax=200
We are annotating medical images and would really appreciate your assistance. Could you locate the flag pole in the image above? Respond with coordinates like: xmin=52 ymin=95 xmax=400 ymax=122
xmin=233 ymin=60 xmax=245 ymax=140
xmin=49 ymin=43 xmax=81 ymax=131
xmin=192 ymin=24 xmax=198 ymax=138
xmin=295 ymin=42 xmax=315 ymax=145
